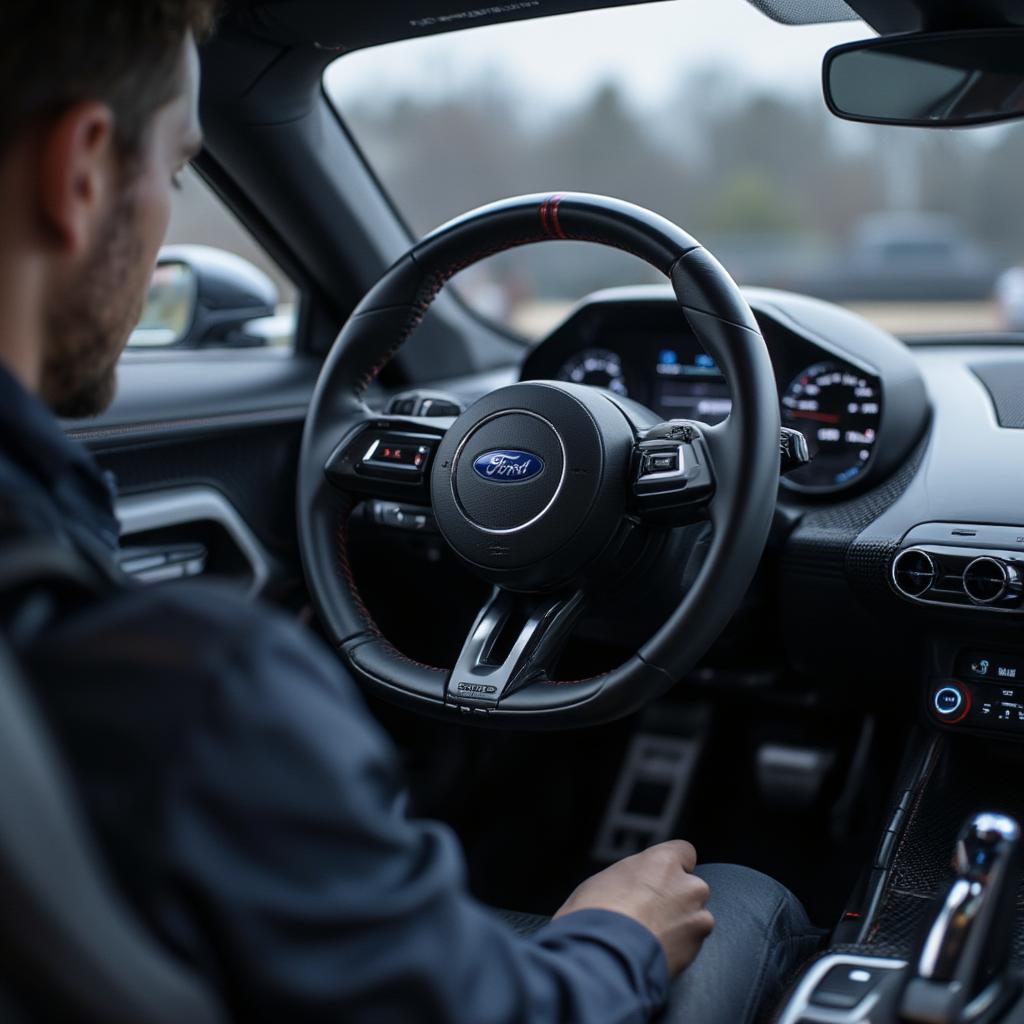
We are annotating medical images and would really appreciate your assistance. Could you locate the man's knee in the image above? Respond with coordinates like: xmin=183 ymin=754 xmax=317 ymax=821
xmin=664 ymin=864 xmax=821 ymax=1024
xmin=695 ymin=863 xmax=811 ymax=935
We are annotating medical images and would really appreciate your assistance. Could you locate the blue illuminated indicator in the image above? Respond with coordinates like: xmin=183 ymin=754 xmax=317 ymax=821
xmin=695 ymin=353 xmax=717 ymax=370
xmin=658 ymin=349 xmax=678 ymax=365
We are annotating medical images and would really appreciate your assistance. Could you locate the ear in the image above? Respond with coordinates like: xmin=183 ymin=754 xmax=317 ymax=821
xmin=36 ymin=101 xmax=116 ymax=256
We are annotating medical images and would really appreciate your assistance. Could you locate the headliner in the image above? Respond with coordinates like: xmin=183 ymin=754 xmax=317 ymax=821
xmin=225 ymin=0 xmax=1024 ymax=53
xmin=227 ymin=0 xmax=859 ymax=53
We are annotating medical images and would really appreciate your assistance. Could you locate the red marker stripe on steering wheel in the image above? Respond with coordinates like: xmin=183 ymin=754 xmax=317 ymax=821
xmin=549 ymin=193 xmax=568 ymax=239
xmin=539 ymin=193 xmax=568 ymax=239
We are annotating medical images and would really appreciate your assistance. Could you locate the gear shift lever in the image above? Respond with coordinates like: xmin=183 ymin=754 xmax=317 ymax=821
xmin=902 ymin=812 xmax=1021 ymax=1023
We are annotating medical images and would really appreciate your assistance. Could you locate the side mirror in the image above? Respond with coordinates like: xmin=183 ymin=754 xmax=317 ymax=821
xmin=824 ymin=28 xmax=1024 ymax=128
xmin=129 ymin=245 xmax=280 ymax=349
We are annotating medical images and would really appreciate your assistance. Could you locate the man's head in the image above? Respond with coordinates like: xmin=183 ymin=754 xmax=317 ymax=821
xmin=0 ymin=3 xmax=217 ymax=417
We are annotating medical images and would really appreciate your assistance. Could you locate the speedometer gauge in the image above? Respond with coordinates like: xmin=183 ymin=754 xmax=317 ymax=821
xmin=557 ymin=348 xmax=628 ymax=397
xmin=781 ymin=360 xmax=881 ymax=491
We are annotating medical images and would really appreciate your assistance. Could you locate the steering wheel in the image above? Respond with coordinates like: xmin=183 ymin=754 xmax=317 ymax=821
xmin=297 ymin=193 xmax=779 ymax=728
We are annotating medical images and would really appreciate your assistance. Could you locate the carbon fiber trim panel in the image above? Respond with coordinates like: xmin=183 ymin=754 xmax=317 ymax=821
xmin=836 ymin=741 xmax=1024 ymax=965
xmin=972 ymin=361 xmax=1024 ymax=429
xmin=783 ymin=428 xmax=930 ymax=588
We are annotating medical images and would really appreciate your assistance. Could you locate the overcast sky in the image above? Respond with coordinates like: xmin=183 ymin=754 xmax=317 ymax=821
xmin=326 ymin=0 xmax=872 ymax=110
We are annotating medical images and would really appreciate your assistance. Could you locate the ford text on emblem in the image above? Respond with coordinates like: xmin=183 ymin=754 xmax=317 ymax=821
xmin=472 ymin=450 xmax=544 ymax=482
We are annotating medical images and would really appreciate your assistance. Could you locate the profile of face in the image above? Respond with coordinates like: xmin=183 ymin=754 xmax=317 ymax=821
xmin=42 ymin=37 xmax=202 ymax=418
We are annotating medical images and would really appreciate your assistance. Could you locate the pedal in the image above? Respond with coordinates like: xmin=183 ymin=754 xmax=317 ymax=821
xmin=591 ymin=733 xmax=702 ymax=862
xmin=755 ymin=743 xmax=835 ymax=809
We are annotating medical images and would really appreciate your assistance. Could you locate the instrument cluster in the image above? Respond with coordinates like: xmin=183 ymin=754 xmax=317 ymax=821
xmin=519 ymin=287 xmax=922 ymax=497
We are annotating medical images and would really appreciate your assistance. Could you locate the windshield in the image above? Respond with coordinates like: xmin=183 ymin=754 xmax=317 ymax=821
xmin=325 ymin=1 xmax=1024 ymax=341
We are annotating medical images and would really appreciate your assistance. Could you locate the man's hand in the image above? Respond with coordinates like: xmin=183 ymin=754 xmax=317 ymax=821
xmin=553 ymin=840 xmax=713 ymax=976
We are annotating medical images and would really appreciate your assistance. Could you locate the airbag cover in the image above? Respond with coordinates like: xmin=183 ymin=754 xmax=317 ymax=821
xmin=431 ymin=381 xmax=633 ymax=588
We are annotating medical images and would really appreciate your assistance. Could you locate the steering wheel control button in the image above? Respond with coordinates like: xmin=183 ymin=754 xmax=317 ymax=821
xmin=361 ymin=437 xmax=432 ymax=475
xmin=632 ymin=429 xmax=715 ymax=525
xmin=929 ymin=682 xmax=971 ymax=725
xmin=325 ymin=426 xmax=445 ymax=504
xmin=368 ymin=501 xmax=436 ymax=533
xmin=386 ymin=390 xmax=463 ymax=418
xmin=809 ymin=964 xmax=886 ymax=1011
xmin=642 ymin=449 xmax=680 ymax=475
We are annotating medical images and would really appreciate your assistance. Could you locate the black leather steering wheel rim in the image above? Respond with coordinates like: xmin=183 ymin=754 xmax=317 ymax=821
xmin=297 ymin=193 xmax=780 ymax=728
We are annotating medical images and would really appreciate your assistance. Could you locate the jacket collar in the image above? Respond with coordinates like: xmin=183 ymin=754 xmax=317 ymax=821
xmin=0 ymin=362 xmax=120 ymax=553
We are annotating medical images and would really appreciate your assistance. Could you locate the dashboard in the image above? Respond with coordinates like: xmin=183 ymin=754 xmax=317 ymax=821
xmin=520 ymin=286 xmax=929 ymax=497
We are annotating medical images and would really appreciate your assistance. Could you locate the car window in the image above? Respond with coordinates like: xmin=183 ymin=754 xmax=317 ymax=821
xmin=324 ymin=0 xmax=1024 ymax=340
xmin=128 ymin=167 xmax=298 ymax=351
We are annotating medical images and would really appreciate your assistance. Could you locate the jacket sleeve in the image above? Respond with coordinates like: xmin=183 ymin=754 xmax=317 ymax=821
xmin=149 ymin=600 xmax=669 ymax=1024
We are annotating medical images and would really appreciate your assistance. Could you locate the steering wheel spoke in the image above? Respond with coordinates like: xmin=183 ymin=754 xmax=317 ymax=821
xmin=445 ymin=588 xmax=587 ymax=711
xmin=631 ymin=420 xmax=716 ymax=526
xmin=323 ymin=413 xmax=451 ymax=506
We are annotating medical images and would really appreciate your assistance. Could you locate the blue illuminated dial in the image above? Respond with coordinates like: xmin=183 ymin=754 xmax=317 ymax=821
xmin=781 ymin=360 xmax=881 ymax=490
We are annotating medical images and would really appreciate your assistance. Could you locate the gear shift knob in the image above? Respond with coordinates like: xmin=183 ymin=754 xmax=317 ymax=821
xmin=902 ymin=812 xmax=1021 ymax=1023
xmin=955 ymin=813 xmax=1021 ymax=876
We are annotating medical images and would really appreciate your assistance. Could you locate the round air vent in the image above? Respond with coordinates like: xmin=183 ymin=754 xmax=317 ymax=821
xmin=963 ymin=557 xmax=1009 ymax=605
xmin=892 ymin=548 xmax=938 ymax=598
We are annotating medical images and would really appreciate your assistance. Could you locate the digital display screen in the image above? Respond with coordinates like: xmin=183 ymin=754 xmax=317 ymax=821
xmin=651 ymin=345 xmax=732 ymax=424
xmin=552 ymin=334 xmax=734 ymax=425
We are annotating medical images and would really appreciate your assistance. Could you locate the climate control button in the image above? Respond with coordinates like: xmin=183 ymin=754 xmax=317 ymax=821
xmin=930 ymin=681 xmax=971 ymax=724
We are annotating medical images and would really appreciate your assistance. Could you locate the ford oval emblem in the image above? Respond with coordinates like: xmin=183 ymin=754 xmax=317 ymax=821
xmin=472 ymin=449 xmax=544 ymax=482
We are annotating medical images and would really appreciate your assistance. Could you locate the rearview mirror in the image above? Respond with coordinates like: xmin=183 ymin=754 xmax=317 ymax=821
xmin=824 ymin=28 xmax=1024 ymax=128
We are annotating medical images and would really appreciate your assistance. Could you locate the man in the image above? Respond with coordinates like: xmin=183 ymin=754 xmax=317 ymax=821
xmin=0 ymin=3 xmax=819 ymax=1021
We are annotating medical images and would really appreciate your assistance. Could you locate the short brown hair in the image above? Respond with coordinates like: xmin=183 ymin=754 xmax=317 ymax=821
xmin=0 ymin=2 xmax=218 ymax=157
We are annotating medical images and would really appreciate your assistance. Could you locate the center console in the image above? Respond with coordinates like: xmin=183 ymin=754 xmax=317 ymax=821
xmin=886 ymin=522 xmax=1024 ymax=744
xmin=774 ymin=734 xmax=1024 ymax=1024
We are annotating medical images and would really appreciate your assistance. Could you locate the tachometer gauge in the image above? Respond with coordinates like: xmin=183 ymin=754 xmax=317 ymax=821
xmin=557 ymin=348 xmax=628 ymax=397
xmin=781 ymin=360 xmax=881 ymax=491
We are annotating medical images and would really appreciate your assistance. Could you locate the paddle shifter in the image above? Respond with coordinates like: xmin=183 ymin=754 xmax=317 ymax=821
xmin=902 ymin=813 xmax=1021 ymax=1024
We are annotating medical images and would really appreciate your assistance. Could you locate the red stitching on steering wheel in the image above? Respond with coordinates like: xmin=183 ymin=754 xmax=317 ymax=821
xmin=353 ymin=195 xmax=652 ymax=397
xmin=334 ymin=503 xmax=608 ymax=687
xmin=335 ymin=501 xmax=446 ymax=675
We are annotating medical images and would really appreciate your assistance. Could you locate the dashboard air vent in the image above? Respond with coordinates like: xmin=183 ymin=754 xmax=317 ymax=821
xmin=892 ymin=548 xmax=938 ymax=598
